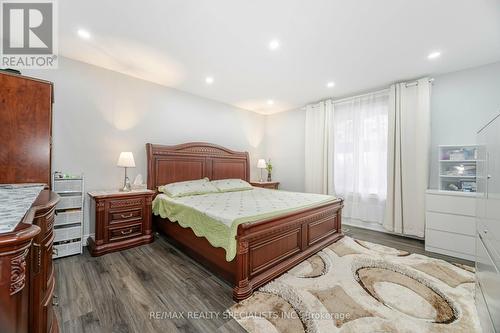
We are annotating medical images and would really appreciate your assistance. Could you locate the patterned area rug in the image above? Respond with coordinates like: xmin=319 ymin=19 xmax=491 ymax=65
xmin=229 ymin=236 xmax=480 ymax=333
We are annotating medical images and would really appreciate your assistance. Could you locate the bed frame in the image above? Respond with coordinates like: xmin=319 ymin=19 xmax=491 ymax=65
xmin=146 ymin=142 xmax=343 ymax=301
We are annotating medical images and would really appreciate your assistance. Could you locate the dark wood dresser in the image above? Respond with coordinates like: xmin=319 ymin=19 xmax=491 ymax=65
xmin=0 ymin=210 xmax=39 ymax=333
xmin=30 ymin=191 xmax=60 ymax=333
xmin=0 ymin=189 xmax=59 ymax=333
xmin=87 ymin=190 xmax=155 ymax=256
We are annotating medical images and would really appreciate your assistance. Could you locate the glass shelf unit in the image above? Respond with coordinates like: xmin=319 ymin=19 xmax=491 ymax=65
xmin=439 ymin=145 xmax=478 ymax=192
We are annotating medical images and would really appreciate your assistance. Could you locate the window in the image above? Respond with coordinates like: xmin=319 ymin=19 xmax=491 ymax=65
xmin=333 ymin=90 xmax=389 ymax=225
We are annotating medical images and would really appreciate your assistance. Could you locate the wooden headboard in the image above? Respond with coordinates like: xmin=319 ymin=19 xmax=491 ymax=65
xmin=146 ymin=142 xmax=250 ymax=190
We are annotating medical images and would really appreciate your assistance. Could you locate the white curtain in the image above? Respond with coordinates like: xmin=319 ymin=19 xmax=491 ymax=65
xmin=333 ymin=90 xmax=389 ymax=226
xmin=304 ymin=100 xmax=334 ymax=194
xmin=384 ymin=78 xmax=431 ymax=237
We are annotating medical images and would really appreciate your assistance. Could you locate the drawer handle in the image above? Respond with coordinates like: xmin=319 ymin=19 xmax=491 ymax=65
xmin=121 ymin=229 xmax=134 ymax=235
xmin=120 ymin=213 xmax=134 ymax=219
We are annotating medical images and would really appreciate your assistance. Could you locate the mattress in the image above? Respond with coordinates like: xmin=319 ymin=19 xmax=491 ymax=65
xmin=152 ymin=188 xmax=336 ymax=261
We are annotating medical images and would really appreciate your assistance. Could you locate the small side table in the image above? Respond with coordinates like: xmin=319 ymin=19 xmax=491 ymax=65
xmin=87 ymin=189 xmax=155 ymax=256
xmin=250 ymin=181 xmax=280 ymax=190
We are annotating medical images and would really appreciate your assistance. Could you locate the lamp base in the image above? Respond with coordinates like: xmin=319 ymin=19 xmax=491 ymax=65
xmin=120 ymin=175 xmax=132 ymax=192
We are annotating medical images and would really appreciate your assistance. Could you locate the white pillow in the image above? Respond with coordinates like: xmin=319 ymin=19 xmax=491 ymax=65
xmin=210 ymin=179 xmax=253 ymax=192
xmin=158 ymin=178 xmax=219 ymax=197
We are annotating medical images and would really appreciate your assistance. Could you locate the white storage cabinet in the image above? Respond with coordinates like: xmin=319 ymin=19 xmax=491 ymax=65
xmin=52 ymin=172 xmax=84 ymax=258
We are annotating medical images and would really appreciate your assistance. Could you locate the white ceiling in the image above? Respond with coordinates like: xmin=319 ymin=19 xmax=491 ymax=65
xmin=59 ymin=0 xmax=500 ymax=114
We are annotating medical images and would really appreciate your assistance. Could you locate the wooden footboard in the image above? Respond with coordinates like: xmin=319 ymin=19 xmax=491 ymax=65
xmin=232 ymin=199 xmax=343 ymax=300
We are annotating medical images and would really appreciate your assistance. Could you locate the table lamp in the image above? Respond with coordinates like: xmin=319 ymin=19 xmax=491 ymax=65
xmin=257 ymin=159 xmax=267 ymax=182
xmin=117 ymin=152 xmax=135 ymax=191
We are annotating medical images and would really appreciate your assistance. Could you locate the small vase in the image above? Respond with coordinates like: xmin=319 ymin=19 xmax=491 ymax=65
xmin=267 ymin=172 xmax=272 ymax=182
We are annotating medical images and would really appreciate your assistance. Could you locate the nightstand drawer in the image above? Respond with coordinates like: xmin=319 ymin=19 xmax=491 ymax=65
xmin=108 ymin=196 xmax=144 ymax=209
xmin=108 ymin=223 xmax=142 ymax=242
xmin=250 ymin=181 xmax=280 ymax=190
xmin=109 ymin=208 xmax=143 ymax=225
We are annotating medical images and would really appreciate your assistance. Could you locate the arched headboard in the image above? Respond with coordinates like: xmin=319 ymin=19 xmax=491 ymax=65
xmin=146 ymin=142 xmax=250 ymax=190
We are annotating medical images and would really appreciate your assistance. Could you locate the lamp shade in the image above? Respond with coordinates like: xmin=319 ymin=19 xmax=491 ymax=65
xmin=117 ymin=152 xmax=136 ymax=168
xmin=256 ymin=159 xmax=267 ymax=169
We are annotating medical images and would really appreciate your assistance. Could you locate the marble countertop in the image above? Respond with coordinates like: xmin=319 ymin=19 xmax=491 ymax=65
xmin=0 ymin=184 xmax=45 ymax=233
xmin=88 ymin=189 xmax=154 ymax=197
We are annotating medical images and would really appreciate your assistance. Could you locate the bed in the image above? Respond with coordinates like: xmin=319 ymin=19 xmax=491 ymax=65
xmin=146 ymin=142 xmax=343 ymax=301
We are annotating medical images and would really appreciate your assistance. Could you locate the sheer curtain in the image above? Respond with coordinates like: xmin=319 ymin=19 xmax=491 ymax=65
xmin=333 ymin=90 xmax=389 ymax=228
xmin=304 ymin=100 xmax=334 ymax=194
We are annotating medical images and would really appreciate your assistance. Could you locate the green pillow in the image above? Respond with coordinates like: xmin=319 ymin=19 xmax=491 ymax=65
xmin=158 ymin=178 xmax=219 ymax=197
xmin=210 ymin=179 xmax=253 ymax=192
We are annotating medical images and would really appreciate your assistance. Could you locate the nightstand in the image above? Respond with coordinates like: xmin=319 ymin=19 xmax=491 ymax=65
xmin=250 ymin=181 xmax=280 ymax=190
xmin=87 ymin=189 xmax=155 ymax=256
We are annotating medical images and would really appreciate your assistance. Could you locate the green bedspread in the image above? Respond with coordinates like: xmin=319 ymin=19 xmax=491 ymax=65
xmin=152 ymin=188 xmax=336 ymax=261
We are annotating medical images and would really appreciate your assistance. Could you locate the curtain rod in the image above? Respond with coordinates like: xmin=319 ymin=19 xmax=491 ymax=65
xmin=301 ymin=88 xmax=389 ymax=110
xmin=332 ymin=88 xmax=390 ymax=105
xmin=301 ymin=78 xmax=434 ymax=110
xmin=405 ymin=77 xmax=434 ymax=87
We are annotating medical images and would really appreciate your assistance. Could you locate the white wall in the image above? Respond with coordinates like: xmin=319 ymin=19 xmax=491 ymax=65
xmin=429 ymin=62 xmax=500 ymax=188
xmin=26 ymin=57 xmax=267 ymax=236
xmin=265 ymin=108 xmax=306 ymax=192
xmin=264 ymin=61 xmax=500 ymax=192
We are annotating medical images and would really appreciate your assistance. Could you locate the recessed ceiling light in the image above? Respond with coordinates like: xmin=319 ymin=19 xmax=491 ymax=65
xmin=427 ymin=51 xmax=441 ymax=60
xmin=327 ymin=81 xmax=335 ymax=88
xmin=267 ymin=99 xmax=274 ymax=105
xmin=77 ymin=29 xmax=91 ymax=39
xmin=269 ymin=39 xmax=280 ymax=50
xmin=205 ymin=76 xmax=214 ymax=85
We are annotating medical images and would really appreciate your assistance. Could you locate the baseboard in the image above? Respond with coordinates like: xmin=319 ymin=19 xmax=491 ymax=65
xmin=343 ymin=220 xmax=425 ymax=241
xmin=343 ymin=219 xmax=387 ymax=233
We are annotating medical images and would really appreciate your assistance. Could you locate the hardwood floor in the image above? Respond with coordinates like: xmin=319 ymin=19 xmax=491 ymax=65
xmin=54 ymin=226 xmax=473 ymax=332
xmin=53 ymin=235 xmax=246 ymax=333
xmin=343 ymin=225 xmax=474 ymax=266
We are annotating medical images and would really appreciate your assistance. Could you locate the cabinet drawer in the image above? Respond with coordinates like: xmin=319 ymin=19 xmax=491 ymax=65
xmin=477 ymin=219 xmax=500 ymax=269
xmin=426 ymin=193 xmax=475 ymax=216
xmin=109 ymin=208 xmax=143 ymax=224
xmin=426 ymin=211 xmax=475 ymax=236
xmin=475 ymin=281 xmax=496 ymax=333
xmin=108 ymin=224 xmax=142 ymax=242
xmin=476 ymin=234 xmax=500 ymax=330
xmin=54 ymin=225 xmax=82 ymax=242
xmin=108 ymin=197 xmax=144 ymax=209
xmin=55 ymin=210 xmax=82 ymax=226
xmin=57 ymin=194 xmax=82 ymax=210
xmin=426 ymin=229 xmax=475 ymax=257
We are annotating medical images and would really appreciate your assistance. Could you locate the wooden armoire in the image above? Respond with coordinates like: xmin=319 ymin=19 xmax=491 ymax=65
xmin=0 ymin=71 xmax=53 ymax=186
xmin=0 ymin=71 xmax=59 ymax=333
